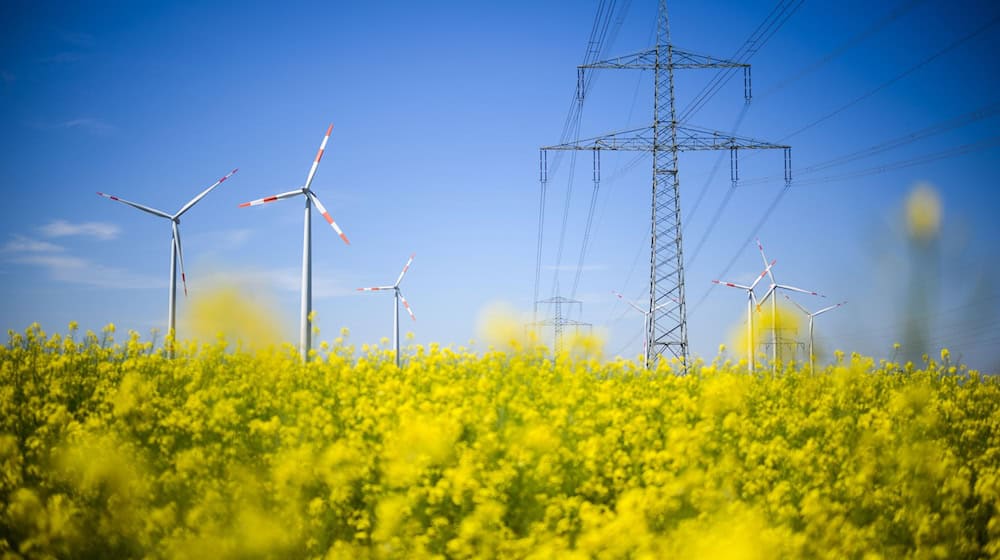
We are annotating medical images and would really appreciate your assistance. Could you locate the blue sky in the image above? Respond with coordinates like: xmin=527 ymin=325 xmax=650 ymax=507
xmin=2 ymin=1 xmax=999 ymax=370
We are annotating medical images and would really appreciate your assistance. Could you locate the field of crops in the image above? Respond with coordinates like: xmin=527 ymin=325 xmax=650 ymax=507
xmin=2 ymin=324 xmax=999 ymax=559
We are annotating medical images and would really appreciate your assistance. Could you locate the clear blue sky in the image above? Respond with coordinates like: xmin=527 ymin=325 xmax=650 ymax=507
xmin=2 ymin=1 xmax=998 ymax=370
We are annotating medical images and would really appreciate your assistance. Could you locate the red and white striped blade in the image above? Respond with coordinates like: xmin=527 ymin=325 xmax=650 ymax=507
xmin=172 ymin=221 xmax=188 ymax=297
xmin=96 ymin=192 xmax=172 ymax=220
xmin=777 ymin=283 xmax=824 ymax=298
xmin=749 ymin=259 xmax=776 ymax=291
xmin=652 ymin=297 xmax=678 ymax=313
xmin=238 ymin=189 xmax=302 ymax=208
xmin=783 ymin=294 xmax=810 ymax=315
xmin=399 ymin=291 xmax=416 ymax=321
xmin=176 ymin=168 xmax=238 ymax=218
xmin=756 ymin=238 xmax=776 ymax=283
xmin=713 ymin=279 xmax=752 ymax=291
xmin=357 ymin=286 xmax=394 ymax=292
xmin=612 ymin=290 xmax=645 ymax=314
xmin=813 ymin=301 xmax=847 ymax=317
xmin=306 ymin=190 xmax=349 ymax=245
xmin=756 ymin=284 xmax=777 ymax=311
xmin=394 ymin=253 xmax=415 ymax=287
xmin=303 ymin=123 xmax=334 ymax=193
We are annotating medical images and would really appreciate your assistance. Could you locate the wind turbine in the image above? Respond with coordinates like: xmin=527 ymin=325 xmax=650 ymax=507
xmin=754 ymin=239 xmax=823 ymax=368
xmin=97 ymin=168 xmax=238 ymax=339
xmin=238 ymin=124 xmax=349 ymax=359
xmin=712 ymin=259 xmax=774 ymax=374
xmin=613 ymin=290 xmax=677 ymax=369
xmin=358 ymin=253 xmax=416 ymax=367
xmin=785 ymin=295 xmax=846 ymax=370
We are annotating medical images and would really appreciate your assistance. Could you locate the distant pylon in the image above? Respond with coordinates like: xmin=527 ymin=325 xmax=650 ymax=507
xmin=531 ymin=294 xmax=592 ymax=353
xmin=541 ymin=1 xmax=791 ymax=370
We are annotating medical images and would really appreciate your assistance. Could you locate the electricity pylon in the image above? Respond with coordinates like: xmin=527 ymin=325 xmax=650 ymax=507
xmin=531 ymin=295 xmax=592 ymax=353
xmin=541 ymin=0 xmax=791 ymax=369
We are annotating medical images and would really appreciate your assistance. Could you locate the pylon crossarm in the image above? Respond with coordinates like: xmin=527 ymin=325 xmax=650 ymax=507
xmin=580 ymin=48 xmax=657 ymax=70
xmin=675 ymin=125 xmax=788 ymax=151
xmin=579 ymin=47 xmax=747 ymax=71
xmin=542 ymin=126 xmax=653 ymax=152
xmin=671 ymin=48 xmax=749 ymax=69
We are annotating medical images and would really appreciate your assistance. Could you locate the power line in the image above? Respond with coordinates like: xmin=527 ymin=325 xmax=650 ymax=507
xmin=777 ymin=13 xmax=1000 ymax=143
xmin=534 ymin=0 xmax=621 ymax=318
xmin=787 ymin=135 xmax=1000 ymax=187
xmin=688 ymin=186 xmax=790 ymax=315
xmin=738 ymin=100 xmax=1000 ymax=186
xmin=677 ymin=0 xmax=804 ymax=123
xmin=692 ymin=15 xmax=1000 ymax=318
xmin=837 ymin=298 xmax=1000 ymax=342
xmin=759 ymin=0 xmax=926 ymax=99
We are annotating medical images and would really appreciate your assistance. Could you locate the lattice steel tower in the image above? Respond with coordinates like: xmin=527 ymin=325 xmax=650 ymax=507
xmin=531 ymin=295 xmax=592 ymax=353
xmin=541 ymin=0 xmax=791 ymax=368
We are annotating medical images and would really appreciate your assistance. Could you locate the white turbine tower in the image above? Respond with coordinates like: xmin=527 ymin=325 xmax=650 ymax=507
xmin=358 ymin=253 xmax=416 ymax=367
xmin=97 ymin=168 xmax=238 ymax=339
xmin=785 ymin=295 xmax=847 ymax=370
xmin=613 ymin=290 xmax=676 ymax=369
xmin=755 ymin=239 xmax=823 ymax=369
xmin=712 ymin=259 xmax=774 ymax=374
xmin=238 ymin=124 xmax=350 ymax=359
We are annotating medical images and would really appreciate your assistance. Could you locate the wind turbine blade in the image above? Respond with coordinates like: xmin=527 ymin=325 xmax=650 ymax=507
xmin=757 ymin=284 xmax=776 ymax=311
xmin=399 ymin=291 xmax=416 ymax=321
xmin=777 ymin=283 xmax=824 ymax=297
xmin=306 ymin=191 xmax=350 ymax=245
xmin=175 ymin=168 xmax=238 ymax=218
xmin=357 ymin=286 xmax=394 ymax=292
xmin=612 ymin=291 xmax=646 ymax=314
xmin=652 ymin=300 xmax=676 ymax=313
xmin=172 ymin=221 xmax=188 ymax=297
xmin=756 ymin=238 xmax=776 ymax=283
xmin=713 ymin=279 xmax=753 ymax=291
xmin=749 ymin=259 xmax=776 ymax=291
xmin=394 ymin=253 xmax=415 ymax=287
xmin=303 ymin=123 xmax=334 ymax=193
xmin=238 ymin=189 xmax=302 ymax=208
xmin=783 ymin=294 xmax=810 ymax=315
xmin=813 ymin=301 xmax=847 ymax=317
xmin=96 ymin=192 xmax=172 ymax=220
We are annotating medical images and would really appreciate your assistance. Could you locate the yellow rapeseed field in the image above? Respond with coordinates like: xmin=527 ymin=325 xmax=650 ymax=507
xmin=2 ymin=323 xmax=999 ymax=559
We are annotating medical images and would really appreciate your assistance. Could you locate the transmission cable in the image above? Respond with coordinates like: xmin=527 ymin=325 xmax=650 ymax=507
xmin=759 ymin=0 xmax=926 ymax=99
xmin=678 ymin=0 xmax=804 ymax=123
xmin=534 ymin=0 xmax=619 ymax=310
xmin=738 ymin=100 xmax=1000 ymax=186
xmin=777 ymin=13 xmax=1000 ymax=143
xmin=690 ymin=15 xmax=1000 ymax=316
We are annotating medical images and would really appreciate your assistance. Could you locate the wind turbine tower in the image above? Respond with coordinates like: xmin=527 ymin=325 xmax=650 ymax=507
xmin=358 ymin=253 xmax=417 ymax=367
xmin=712 ymin=259 xmax=773 ymax=374
xmin=786 ymin=295 xmax=847 ymax=370
xmin=239 ymin=124 xmax=350 ymax=359
xmin=97 ymin=168 xmax=238 ymax=340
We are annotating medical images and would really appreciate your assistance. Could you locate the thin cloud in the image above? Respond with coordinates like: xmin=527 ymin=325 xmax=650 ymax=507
xmin=38 ymin=52 xmax=86 ymax=64
xmin=12 ymin=254 xmax=165 ymax=290
xmin=204 ymin=267 xmax=357 ymax=299
xmin=186 ymin=228 xmax=253 ymax=249
xmin=2 ymin=235 xmax=64 ymax=253
xmin=41 ymin=220 xmax=120 ymax=241
xmin=62 ymin=118 xmax=116 ymax=134
xmin=543 ymin=264 xmax=607 ymax=272
xmin=26 ymin=118 xmax=117 ymax=135
xmin=58 ymin=31 xmax=95 ymax=48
